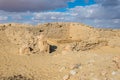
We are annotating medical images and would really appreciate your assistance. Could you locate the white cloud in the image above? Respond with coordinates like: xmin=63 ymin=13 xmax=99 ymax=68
xmin=0 ymin=0 xmax=120 ymax=28
xmin=0 ymin=16 xmax=8 ymax=20
xmin=32 ymin=12 xmax=70 ymax=21
xmin=31 ymin=3 xmax=120 ymax=28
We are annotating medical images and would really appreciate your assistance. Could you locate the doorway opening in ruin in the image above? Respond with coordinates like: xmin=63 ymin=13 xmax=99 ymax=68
xmin=49 ymin=45 xmax=57 ymax=53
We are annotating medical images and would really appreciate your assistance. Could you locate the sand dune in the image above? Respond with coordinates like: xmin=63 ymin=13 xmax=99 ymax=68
xmin=0 ymin=22 xmax=120 ymax=80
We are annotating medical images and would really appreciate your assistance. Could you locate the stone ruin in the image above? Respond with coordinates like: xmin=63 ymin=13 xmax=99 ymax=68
xmin=2 ymin=22 xmax=120 ymax=55
xmin=19 ymin=34 xmax=50 ymax=55
xmin=4 ymin=25 xmax=50 ymax=55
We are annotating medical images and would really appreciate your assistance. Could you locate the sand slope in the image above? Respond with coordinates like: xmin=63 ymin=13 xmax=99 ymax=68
xmin=0 ymin=22 xmax=120 ymax=80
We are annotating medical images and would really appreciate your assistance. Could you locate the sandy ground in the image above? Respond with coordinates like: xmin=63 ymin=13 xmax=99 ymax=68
xmin=0 ymin=23 xmax=120 ymax=80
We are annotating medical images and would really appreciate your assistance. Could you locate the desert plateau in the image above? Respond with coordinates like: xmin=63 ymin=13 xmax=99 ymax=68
xmin=0 ymin=22 xmax=120 ymax=80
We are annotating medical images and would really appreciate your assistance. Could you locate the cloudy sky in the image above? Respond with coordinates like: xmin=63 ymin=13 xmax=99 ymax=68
xmin=0 ymin=0 xmax=120 ymax=28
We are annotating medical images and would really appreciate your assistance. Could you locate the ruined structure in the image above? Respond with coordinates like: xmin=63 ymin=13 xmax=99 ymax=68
xmin=1 ymin=22 xmax=120 ymax=55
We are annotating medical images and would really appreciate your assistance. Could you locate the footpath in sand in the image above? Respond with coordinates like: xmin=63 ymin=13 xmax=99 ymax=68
xmin=0 ymin=22 xmax=120 ymax=80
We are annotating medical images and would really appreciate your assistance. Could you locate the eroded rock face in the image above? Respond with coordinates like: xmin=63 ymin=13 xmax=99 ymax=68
xmin=2 ymin=22 xmax=120 ymax=54
xmin=5 ymin=25 xmax=50 ymax=55
xmin=37 ymin=34 xmax=49 ymax=54
xmin=62 ymin=39 xmax=108 ymax=52
xmin=19 ymin=44 xmax=31 ymax=55
xmin=19 ymin=35 xmax=49 ymax=55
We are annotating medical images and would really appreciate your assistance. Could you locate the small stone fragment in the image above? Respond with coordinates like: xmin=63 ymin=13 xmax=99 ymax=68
xmin=59 ymin=67 xmax=66 ymax=72
xmin=112 ymin=71 xmax=117 ymax=75
xmin=70 ymin=64 xmax=81 ymax=69
xmin=63 ymin=75 xmax=70 ymax=80
xmin=113 ymin=56 xmax=120 ymax=69
xmin=113 ymin=56 xmax=120 ymax=63
xmin=70 ymin=70 xmax=77 ymax=75
xmin=101 ymin=71 xmax=107 ymax=76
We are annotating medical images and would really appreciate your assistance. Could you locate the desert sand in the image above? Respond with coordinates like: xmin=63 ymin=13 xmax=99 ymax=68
xmin=0 ymin=22 xmax=120 ymax=80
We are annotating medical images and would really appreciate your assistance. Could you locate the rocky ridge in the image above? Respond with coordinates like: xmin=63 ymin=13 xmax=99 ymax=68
xmin=0 ymin=22 xmax=120 ymax=55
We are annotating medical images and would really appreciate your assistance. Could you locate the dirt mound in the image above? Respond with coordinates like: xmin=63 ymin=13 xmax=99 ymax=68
xmin=0 ymin=22 xmax=120 ymax=54
xmin=37 ymin=23 xmax=120 ymax=52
